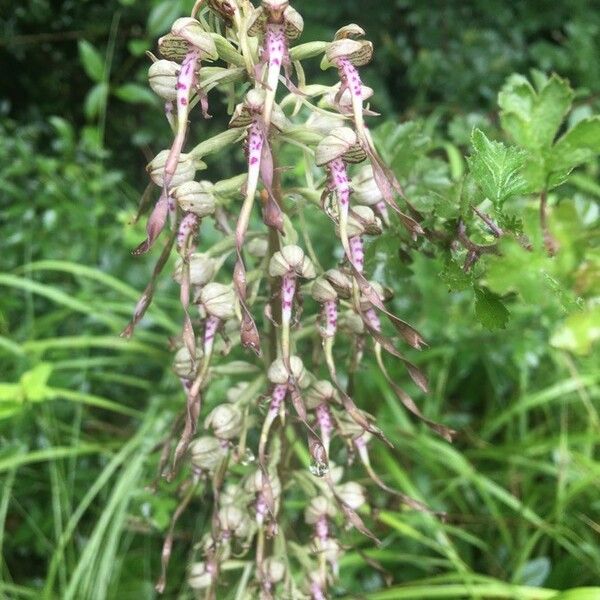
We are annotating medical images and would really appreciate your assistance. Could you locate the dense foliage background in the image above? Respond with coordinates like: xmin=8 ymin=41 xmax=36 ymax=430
xmin=1 ymin=0 xmax=599 ymax=598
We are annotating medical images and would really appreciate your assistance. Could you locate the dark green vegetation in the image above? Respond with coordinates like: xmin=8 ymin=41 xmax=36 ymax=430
xmin=1 ymin=1 xmax=599 ymax=598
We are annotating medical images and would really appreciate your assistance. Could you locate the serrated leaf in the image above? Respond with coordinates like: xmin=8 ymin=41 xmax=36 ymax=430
xmin=549 ymin=116 xmax=600 ymax=176
xmin=484 ymin=236 xmax=574 ymax=309
xmin=78 ymin=40 xmax=105 ymax=82
xmin=467 ymin=129 xmax=529 ymax=207
xmin=474 ymin=287 xmax=510 ymax=330
xmin=440 ymin=260 xmax=473 ymax=292
xmin=84 ymin=83 xmax=109 ymax=119
xmin=114 ymin=83 xmax=157 ymax=105
xmin=498 ymin=73 xmax=574 ymax=150
xmin=373 ymin=121 xmax=431 ymax=179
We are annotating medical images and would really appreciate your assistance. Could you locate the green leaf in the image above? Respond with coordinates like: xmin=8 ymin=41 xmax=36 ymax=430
xmin=551 ymin=306 xmax=600 ymax=355
xmin=551 ymin=590 xmax=600 ymax=600
xmin=520 ymin=557 xmax=551 ymax=586
xmin=498 ymin=74 xmax=574 ymax=150
xmin=549 ymin=116 xmax=600 ymax=176
xmin=113 ymin=83 xmax=157 ymax=105
xmin=0 ymin=384 xmax=20 ymax=403
xmin=440 ymin=260 xmax=473 ymax=292
xmin=19 ymin=363 xmax=53 ymax=402
xmin=127 ymin=39 xmax=150 ymax=57
xmin=147 ymin=0 xmax=183 ymax=36
xmin=474 ymin=288 xmax=510 ymax=330
xmin=467 ymin=129 xmax=529 ymax=207
xmin=84 ymin=83 xmax=109 ymax=119
xmin=78 ymin=40 xmax=105 ymax=82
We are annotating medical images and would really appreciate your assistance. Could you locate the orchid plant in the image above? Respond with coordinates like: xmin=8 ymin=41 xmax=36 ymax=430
xmin=125 ymin=1 xmax=455 ymax=597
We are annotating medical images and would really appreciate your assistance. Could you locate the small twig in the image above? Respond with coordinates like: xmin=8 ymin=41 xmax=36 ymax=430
xmin=457 ymin=220 xmax=499 ymax=271
xmin=540 ymin=190 xmax=559 ymax=255
xmin=472 ymin=206 xmax=504 ymax=238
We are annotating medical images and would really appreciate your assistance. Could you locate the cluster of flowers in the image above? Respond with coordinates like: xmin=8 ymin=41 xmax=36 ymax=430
xmin=125 ymin=1 xmax=453 ymax=597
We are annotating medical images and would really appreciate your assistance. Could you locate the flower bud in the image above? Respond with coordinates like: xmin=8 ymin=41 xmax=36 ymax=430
xmin=199 ymin=283 xmax=236 ymax=320
xmin=172 ymin=181 xmax=216 ymax=217
xmin=268 ymin=245 xmax=316 ymax=279
xmin=267 ymin=356 xmax=310 ymax=388
xmin=189 ymin=436 xmax=227 ymax=471
xmin=305 ymin=380 xmax=337 ymax=410
xmin=171 ymin=18 xmax=218 ymax=60
xmin=263 ymin=557 xmax=286 ymax=584
xmin=148 ymin=59 xmax=179 ymax=100
xmin=304 ymin=496 xmax=336 ymax=525
xmin=306 ymin=111 xmax=345 ymax=135
xmin=315 ymin=127 xmax=365 ymax=166
xmin=326 ymin=38 xmax=373 ymax=67
xmin=339 ymin=413 xmax=371 ymax=441
xmin=147 ymin=150 xmax=198 ymax=188
xmin=311 ymin=277 xmax=337 ymax=304
xmin=244 ymin=469 xmax=282 ymax=500
xmin=352 ymin=165 xmax=383 ymax=206
xmin=229 ymin=89 xmax=289 ymax=130
xmin=218 ymin=505 xmax=252 ymax=538
xmin=328 ymin=461 xmax=344 ymax=485
xmin=229 ymin=89 xmax=264 ymax=128
xmin=325 ymin=82 xmax=374 ymax=113
xmin=188 ymin=562 xmax=213 ymax=589
xmin=204 ymin=404 xmax=243 ymax=439
xmin=173 ymin=345 xmax=204 ymax=379
xmin=220 ymin=483 xmax=247 ymax=506
xmin=341 ymin=205 xmax=382 ymax=238
xmin=173 ymin=253 xmax=216 ymax=287
xmin=325 ymin=269 xmax=353 ymax=299
xmin=359 ymin=281 xmax=386 ymax=311
xmin=339 ymin=310 xmax=364 ymax=334
xmin=247 ymin=237 xmax=269 ymax=258
xmin=227 ymin=381 xmax=250 ymax=403
xmin=335 ymin=481 xmax=366 ymax=509
xmin=313 ymin=537 xmax=341 ymax=564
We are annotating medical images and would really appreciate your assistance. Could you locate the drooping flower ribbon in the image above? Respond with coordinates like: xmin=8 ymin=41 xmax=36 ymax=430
xmin=228 ymin=90 xmax=289 ymax=353
xmin=315 ymin=126 xmax=367 ymax=264
xmin=268 ymin=245 xmax=316 ymax=362
xmin=358 ymin=284 xmax=455 ymax=442
xmin=133 ymin=18 xmax=217 ymax=256
xmin=305 ymin=380 xmax=339 ymax=457
xmin=171 ymin=182 xmax=216 ymax=358
xmin=172 ymin=283 xmax=237 ymax=472
xmin=352 ymin=164 xmax=390 ymax=226
xmin=258 ymin=356 xmax=315 ymax=521
xmin=324 ymin=26 xmax=422 ymax=238
xmin=247 ymin=0 xmax=304 ymax=125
